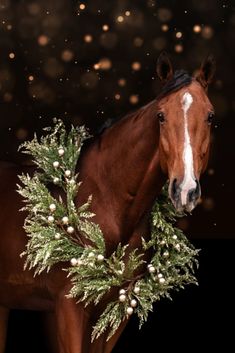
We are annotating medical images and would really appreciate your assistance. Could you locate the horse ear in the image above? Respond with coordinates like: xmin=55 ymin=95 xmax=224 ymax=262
xmin=156 ymin=52 xmax=174 ymax=82
xmin=196 ymin=54 xmax=216 ymax=89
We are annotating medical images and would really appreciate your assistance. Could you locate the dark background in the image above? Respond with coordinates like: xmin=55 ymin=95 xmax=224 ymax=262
xmin=1 ymin=0 xmax=234 ymax=351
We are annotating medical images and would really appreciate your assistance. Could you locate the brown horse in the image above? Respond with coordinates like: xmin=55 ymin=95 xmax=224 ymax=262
xmin=0 ymin=52 xmax=215 ymax=353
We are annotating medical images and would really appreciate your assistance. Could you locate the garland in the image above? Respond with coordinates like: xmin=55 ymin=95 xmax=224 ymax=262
xmin=17 ymin=120 xmax=198 ymax=341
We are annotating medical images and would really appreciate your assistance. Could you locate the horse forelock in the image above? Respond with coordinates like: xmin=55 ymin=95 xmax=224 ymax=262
xmin=158 ymin=70 xmax=193 ymax=99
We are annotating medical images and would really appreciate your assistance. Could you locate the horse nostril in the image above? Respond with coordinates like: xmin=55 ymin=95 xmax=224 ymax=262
xmin=171 ymin=178 xmax=178 ymax=198
xmin=188 ymin=180 xmax=201 ymax=203
xmin=188 ymin=189 xmax=196 ymax=203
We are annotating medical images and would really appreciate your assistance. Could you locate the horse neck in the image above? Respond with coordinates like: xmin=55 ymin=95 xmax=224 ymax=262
xmin=84 ymin=101 xmax=166 ymax=240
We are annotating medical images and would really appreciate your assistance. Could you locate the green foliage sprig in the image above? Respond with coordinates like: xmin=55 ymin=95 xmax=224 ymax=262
xmin=17 ymin=120 xmax=198 ymax=341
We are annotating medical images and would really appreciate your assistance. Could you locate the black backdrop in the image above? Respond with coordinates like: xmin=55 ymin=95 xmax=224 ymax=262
xmin=1 ymin=0 xmax=234 ymax=351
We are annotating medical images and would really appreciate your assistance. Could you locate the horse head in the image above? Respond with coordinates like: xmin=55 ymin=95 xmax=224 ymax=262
xmin=156 ymin=52 xmax=216 ymax=212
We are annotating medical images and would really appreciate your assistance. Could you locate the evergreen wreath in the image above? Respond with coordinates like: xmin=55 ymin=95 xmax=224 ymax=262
xmin=17 ymin=120 xmax=199 ymax=341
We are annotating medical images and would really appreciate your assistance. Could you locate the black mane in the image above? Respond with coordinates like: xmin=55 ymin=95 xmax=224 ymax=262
xmin=159 ymin=70 xmax=193 ymax=98
xmin=96 ymin=70 xmax=193 ymax=135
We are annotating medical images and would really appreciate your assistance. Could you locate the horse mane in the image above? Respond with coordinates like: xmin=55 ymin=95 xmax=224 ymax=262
xmin=95 ymin=70 xmax=193 ymax=136
xmin=158 ymin=70 xmax=193 ymax=98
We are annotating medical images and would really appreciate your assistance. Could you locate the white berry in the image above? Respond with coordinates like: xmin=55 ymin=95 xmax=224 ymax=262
xmin=49 ymin=203 xmax=56 ymax=212
xmin=58 ymin=148 xmax=65 ymax=156
xmin=175 ymin=244 xmax=180 ymax=250
xmin=173 ymin=235 xmax=177 ymax=240
xmin=119 ymin=289 xmax=126 ymax=295
xmin=48 ymin=215 xmax=54 ymax=223
xmin=133 ymin=286 xmax=140 ymax=294
xmin=157 ymin=273 xmax=163 ymax=278
xmin=130 ymin=299 xmax=137 ymax=308
xmin=77 ymin=259 xmax=83 ymax=266
xmin=53 ymin=161 xmax=59 ymax=168
xmin=53 ymin=177 xmax=59 ymax=184
xmin=97 ymin=254 xmax=104 ymax=262
xmin=88 ymin=251 xmax=95 ymax=258
xmin=159 ymin=277 xmax=166 ymax=284
xmin=126 ymin=307 xmax=134 ymax=315
xmin=119 ymin=294 xmax=126 ymax=302
xmin=163 ymin=251 xmax=169 ymax=257
xmin=62 ymin=216 xmax=69 ymax=224
xmin=55 ymin=233 xmax=61 ymax=240
xmin=65 ymin=170 xmax=71 ymax=177
xmin=148 ymin=265 xmax=156 ymax=273
xmin=70 ymin=258 xmax=77 ymax=266
xmin=67 ymin=226 xmax=74 ymax=234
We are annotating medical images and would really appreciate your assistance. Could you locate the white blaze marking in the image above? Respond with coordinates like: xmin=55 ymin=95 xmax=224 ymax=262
xmin=181 ymin=92 xmax=196 ymax=205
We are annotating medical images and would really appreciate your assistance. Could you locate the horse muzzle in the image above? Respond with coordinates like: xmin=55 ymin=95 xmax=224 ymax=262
xmin=169 ymin=178 xmax=201 ymax=213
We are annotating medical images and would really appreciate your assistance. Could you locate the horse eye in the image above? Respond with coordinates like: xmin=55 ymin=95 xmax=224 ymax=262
xmin=207 ymin=112 xmax=215 ymax=124
xmin=157 ymin=112 xmax=165 ymax=123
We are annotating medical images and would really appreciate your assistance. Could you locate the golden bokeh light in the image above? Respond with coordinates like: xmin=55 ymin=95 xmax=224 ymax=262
xmin=193 ymin=25 xmax=202 ymax=33
xmin=84 ymin=34 xmax=93 ymax=43
xmin=38 ymin=35 xmax=49 ymax=46
xmin=129 ymin=94 xmax=139 ymax=104
xmin=131 ymin=61 xmax=141 ymax=71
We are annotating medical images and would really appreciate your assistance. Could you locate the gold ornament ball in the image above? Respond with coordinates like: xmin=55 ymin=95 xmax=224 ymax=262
xmin=53 ymin=161 xmax=60 ymax=168
xmin=62 ymin=216 xmax=69 ymax=224
xmin=49 ymin=203 xmax=56 ymax=212
xmin=126 ymin=307 xmax=134 ymax=315
xmin=67 ymin=226 xmax=74 ymax=234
